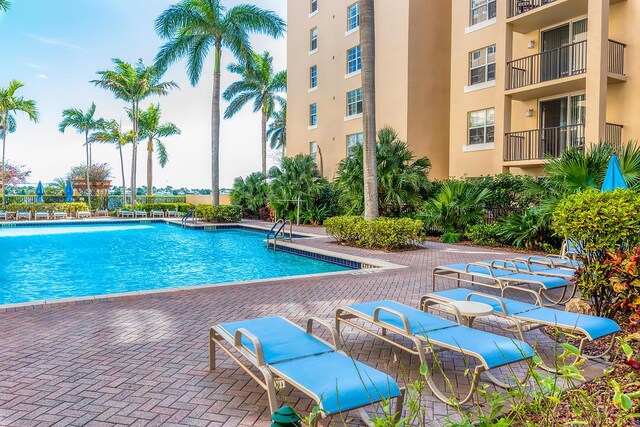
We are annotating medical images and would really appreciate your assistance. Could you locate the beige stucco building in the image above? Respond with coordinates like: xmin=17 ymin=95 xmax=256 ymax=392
xmin=287 ymin=0 xmax=636 ymax=180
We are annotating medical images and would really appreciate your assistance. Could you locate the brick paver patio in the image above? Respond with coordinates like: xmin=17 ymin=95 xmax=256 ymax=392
xmin=0 ymin=221 xmax=602 ymax=426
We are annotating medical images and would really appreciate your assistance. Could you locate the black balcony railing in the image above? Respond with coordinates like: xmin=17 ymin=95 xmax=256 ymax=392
xmin=507 ymin=41 xmax=587 ymax=90
xmin=508 ymin=0 xmax=557 ymax=18
xmin=608 ymin=39 xmax=626 ymax=75
xmin=504 ymin=124 xmax=585 ymax=161
xmin=605 ymin=123 xmax=624 ymax=149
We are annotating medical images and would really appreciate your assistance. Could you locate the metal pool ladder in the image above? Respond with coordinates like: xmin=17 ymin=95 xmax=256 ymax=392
xmin=181 ymin=209 xmax=196 ymax=227
xmin=267 ymin=219 xmax=292 ymax=250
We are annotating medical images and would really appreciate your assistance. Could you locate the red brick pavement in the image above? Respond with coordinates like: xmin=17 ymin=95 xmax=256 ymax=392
xmin=0 ymin=221 xmax=595 ymax=426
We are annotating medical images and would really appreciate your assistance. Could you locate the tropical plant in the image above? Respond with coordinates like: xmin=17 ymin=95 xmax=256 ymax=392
xmin=230 ymin=172 xmax=268 ymax=218
xmin=0 ymin=0 xmax=10 ymax=12
xmin=92 ymin=58 xmax=177 ymax=206
xmin=267 ymin=103 xmax=286 ymax=158
xmin=1 ymin=161 xmax=29 ymax=185
xmin=90 ymin=120 xmax=133 ymax=208
xmin=154 ymin=0 xmax=285 ymax=205
xmin=137 ymin=104 xmax=181 ymax=195
xmin=325 ymin=216 xmax=423 ymax=250
xmin=268 ymin=154 xmax=328 ymax=222
xmin=66 ymin=163 xmax=112 ymax=182
xmin=0 ymin=80 xmax=38 ymax=207
xmin=223 ymin=52 xmax=286 ymax=175
xmin=419 ymin=180 xmax=490 ymax=243
xmin=336 ymin=127 xmax=432 ymax=217
xmin=498 ymin=209 xmax=552 ymax=250
xmin=59 ymin=103 xmax=106 ymax=209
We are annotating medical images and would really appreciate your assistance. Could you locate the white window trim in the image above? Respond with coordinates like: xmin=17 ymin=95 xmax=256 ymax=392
xmin=465 ymin=17 xmax=496 ymax=34
xmin=344 ymin=70 xmax=361 ymax=80
xmin=308 ymin=10 xmax=318 ymax=18
xmin=344 ymin=28 xmax=358 ymax=37
xmin=464 ymin=80 xmax=496 ymax=93
xmin=308 ymin=124 xmax=318 ymax=130
xmin=309 ymin=48 xmax=318 ymax=56
xmin=308 ymin=87 xmax=318 ymax=93
xmin=344 ymin=113 xmax=363 ymax=122
xmin=463 ymin=142 xmax=494 ymax=152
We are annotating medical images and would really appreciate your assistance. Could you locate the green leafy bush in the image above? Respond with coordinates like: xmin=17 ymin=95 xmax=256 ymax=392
xmin=552 ymin=189 xmax=640 ymax=317
xmin=464 ymin=223 xmax=503 ymax=246
xmin=325 ymin=216 xmax=423 ymax=250
xmin=498 ymin=209 xmax=555 ymax=250
xmin=6 ymin=202 xmax=89 ymax=215
xmin=195 ymin=205 xmax=242 ymax=223
xmin=135 ymin=202 xmax=193 ymax=213
xmin=230 ymin=172 xmax=268 ymax=218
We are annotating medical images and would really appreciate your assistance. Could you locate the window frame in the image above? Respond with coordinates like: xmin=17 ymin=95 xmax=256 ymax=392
xmin=469 ymin=0 xmax=496 ymax=26
xmin=467 ymin=108 xmax=495 ymax=145
xmin=310 ymin=65 xmax=318 ymax=89
xmin=310 ymin=141 xmax=318 ymax=162
xmin=347 ymin=3 xmax=360 ymax=31
xmin=309 ymin=103 xmax=317 ymax=126
xmin=310 ymin=0 xmax=318 ymax=14
xmin=310 ymin=27 xmax=318 ymax=51
xmin=346 ymin=45 xmax=362 ymax=74
xmin=469 ymin=44 xmax=496 ymax=86
xmin=346 ymin=132 xmax=363 ymax=155
xmin=346 ymin=88 xmax=363 ymax=117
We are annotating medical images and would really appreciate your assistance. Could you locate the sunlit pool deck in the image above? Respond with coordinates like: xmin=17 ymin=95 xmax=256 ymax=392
xmin=0 ymin=220 xmax=608 ymax=426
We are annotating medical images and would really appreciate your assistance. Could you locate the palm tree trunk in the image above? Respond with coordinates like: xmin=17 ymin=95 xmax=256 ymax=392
xmin=131 ymin=101 xmax=138 ymax=207
xmin=361 ymin=0 xmax=379 ymax=220
xmin=211 ymin=44 xmax=222 ymax=206
xmin=119 ymin=143 xmax=126 ymax=208
xmin=261 ymin=106 xmax=267 ymax=176
xmin=85 ymin=129 xmax=92 ymax=210
xmin=1 ymin=115 xmax=6 ymax=208
xmin=147 ymin=137 xmax=153 ymax=196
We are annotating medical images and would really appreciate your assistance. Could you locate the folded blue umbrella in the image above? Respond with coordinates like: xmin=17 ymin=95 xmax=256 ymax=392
xmin=601 ymin=155 xmax=628 ymax=192
xmin=35 ymin=181 xmax=44 ymax=203
xmin=64 ymin=180 xmax=74 ymax=202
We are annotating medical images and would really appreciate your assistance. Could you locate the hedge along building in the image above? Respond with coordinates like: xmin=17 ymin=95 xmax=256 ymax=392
xmin=287 ymin=0 xmax=638 ymax=180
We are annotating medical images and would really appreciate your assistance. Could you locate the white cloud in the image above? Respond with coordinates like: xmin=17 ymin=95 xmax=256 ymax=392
xmin=26 ymin=33 xmax=86 ymax=51
xmin=36 ymin=73 xmax=47 ymax=79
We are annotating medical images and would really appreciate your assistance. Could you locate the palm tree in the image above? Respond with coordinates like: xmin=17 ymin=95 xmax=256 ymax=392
xmin=0 ymin=0 xmax=10 ymax=12
xmin=0 ymin=80 xmax=38 ymax=207
xmin=267 ymin=103 xmax=286 ymax=158
xmin=223 ymin=52 xmax=286 ymax=175
xmin=154 ymin=0 xmax=285 ymax=205
xmin=137 ymin=104 xmax=181 ymax=196
xmin=230 ymin=172 xmax=267 ymax=217
xmin=92 ymin=58 xmax=177 ymax=206
xmin=59 ymin=103 xmax=105 ymax=209
xmin=90 ymin=120 xmax=133 ymax=208
xmin=360 ymin=0 xmax=378 ymax=220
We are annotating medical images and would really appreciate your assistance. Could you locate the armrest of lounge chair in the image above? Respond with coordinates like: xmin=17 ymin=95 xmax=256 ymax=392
xmin=466 ymin=262 xmax=494 ymax=276
xmin=373 ymin=306 xmax=413 ymax=334
xmin=306 ymin=317 xmax=341 ymax=350
xmin=233 ymin=328 xmax=266 ymax=366
xmin=419 ymin=297 xmax=463 ymax=324
xmin=465 ymin=292 xmax=510 ymax=316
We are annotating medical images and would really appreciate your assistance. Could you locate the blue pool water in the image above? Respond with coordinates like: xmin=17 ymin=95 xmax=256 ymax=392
xmin=0 ymin=223 xmax=350 ymax=305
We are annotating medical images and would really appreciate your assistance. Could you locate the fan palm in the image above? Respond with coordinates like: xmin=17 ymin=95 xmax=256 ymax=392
xmin=154 ymin=0 xmax=285 ymax=205
xmin=223 ymin=52 xmax=286 ymax=175
xmin=0 ymin=80 xmax=38 ymax=207
xmin=267 ymin=103 xmax=286 ymax=158
xmin=137 ymin=104 xmax=181 ymax=196
xmin=92 ymin=58 xmax=177 ymax=206
xmin=59 ymin=103 xmax=106 ymax=209
xmin=0 ymin=0 xmax=10 ymax=12
xmin=90 ymin=120 xmax=134 ymax=208
xmin=230 ymin=172 xmax=267 ymax=217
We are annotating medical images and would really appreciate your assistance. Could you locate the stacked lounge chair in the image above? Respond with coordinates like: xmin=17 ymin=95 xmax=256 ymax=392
xmin=76 ymin=211 xmax=91 ymax=219
xmin=94 ymin=209 xmax=109 ymax=217
xmin=16 ymin=211 xmax=31 ymax=220
xmin=118 ymin=209 xmax=134 ymax=218
xmin=134 ymin=210 xmax=148 ymax=218
xmin=151 ymin=210 xmax=165 ymax=218
xmin=53 ymin=211 xmax=68 ymax=220
xmin=34 ymin=211 xmax=49 ymax=220
xmin=166 ymin=210 xmax=180 ymax=218
xmin=0 ymin=211 xmax=8 ymax=220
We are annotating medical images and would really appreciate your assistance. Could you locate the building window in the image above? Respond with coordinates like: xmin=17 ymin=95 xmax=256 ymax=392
xmin=309 ymin=103 xmax=317 ymax=126
xmin=310 ymin=65 xmax=318 ymax=89
xmin=468 ymin=108 xmax=495 ymax=145
xmin=347 ymin=45 xmax=361 ymax=74
xmin=347 ymin=132 xmax=363 ymax=155
xmin=310 ymin=141 xmax=317 ymax=163
xmin=469 ymin=45 xmax=496 ymax=85
xmin=310 ymin=0 xmax=318 ymax=13
xmin=470 ymin=0 xmax=496 ymax=26
xmin=346 ymin=88 xmax=363 ymax=116
xmin=310 ymin=27 xmax=318 ymax=51
xmin=347 ymin=3 xmax=360 ymax=31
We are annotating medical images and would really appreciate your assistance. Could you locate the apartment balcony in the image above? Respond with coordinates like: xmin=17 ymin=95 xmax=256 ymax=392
xmin=505 ymin=40 xmax=626 ymax=101
xmin=504 ymin=123 xmax=623 ymax=163
xmin=507 ymin=0 xmax=626 ymax=33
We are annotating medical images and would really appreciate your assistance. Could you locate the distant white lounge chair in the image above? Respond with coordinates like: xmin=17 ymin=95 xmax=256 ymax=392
xmin=76 ymin=211 xmax=91 ymax=219
xmin=118 ymin=210 xmax=134 ymax=218
xmin=53 ymin=211 xmax=68 ymax=220
xmin=166 ymin=210 xmax=180 ymax=218
xmin=94 ymin=209 xmax=109 ymax=217
xmin=134 ymin=210 xmax=147 ymax=218
xmin=151 ymin=210 xmax=165 ymax=218
xmin=16 ymin=211 xmax=31 ymax=220
xmin=0 ymin=211 xmax=7 ymax=221
xmin=34 ymin=211 xmax=50 ymax=220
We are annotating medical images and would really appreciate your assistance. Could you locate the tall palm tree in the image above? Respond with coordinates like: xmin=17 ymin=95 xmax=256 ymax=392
xmin=92 ymin=58 xmax=177 ymax=206
xmin=154 ymin=0 xmax=285 ymax=205
xmin=223 ymin=52 xmax=286 ymax=175
xmin=0 ymin=0 xmax=10 ymax=12
xmin=360 ymin=0 xmax=378 ymax=219
xmin=267 ymin=103 xmax=286 ymax=159
xmin=0 ymin=80 xmax=38 ymax=207
xmin=138 ymin=104 xmax=181 ymax=196
xmin=90 ymin=120 xmax=133 ymax=208
xmin=59 ymin=103 xmax=105 ymax=209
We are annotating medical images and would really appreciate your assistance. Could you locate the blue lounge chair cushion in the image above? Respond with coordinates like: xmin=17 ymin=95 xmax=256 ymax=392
xmin=438 ymin=263 xmax=513 ymax=278
xmin=348 ymin=300 xmax=456 ymax=334
xmin=218 ymin=317 xmax=333 ymax=364
xmin=524 ymin=256 xmax=583 ymax=268
xmin=486 ymin=260 xmax=575 ymax=278
xmin=514 ymin=308 xmax=621 ymax=340
xmin=273 ymin=351 xmax=401 ymax=415
xmin=501 ymin=273 xmax=567 ymax=290
xmin=432 ymin=288 xmax=537 ymax=316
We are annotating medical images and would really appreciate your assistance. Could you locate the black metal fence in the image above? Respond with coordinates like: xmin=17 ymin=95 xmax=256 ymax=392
xmin=605 ymin=123 xmax=624 ymax=150
xmin=507 ymin=0 xmax=557 ymax=18
xmin=504 ymin=124 xmax=586 ymax=162
xmin=608 ymin=39 xmax=626 ymax=75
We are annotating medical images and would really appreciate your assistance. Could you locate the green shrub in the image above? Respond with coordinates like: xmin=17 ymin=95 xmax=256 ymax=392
xmin=135 ymin=202 xmax=194 ymax=213
xmin=325 ymin=216 xmax=423 ymax=250
xmin=552 ymin=189 xmax=640 ymax=317
xmin=6 ymin=202 xmax=89 ymax=215
xmin=195 ymin=205 xmax=242 ymax=223
xmin=497 ymin=209 xmax=556 ymax=250
xmin=230 ymin=172 xmax=268 ymax=218
xmin=464 ymin=223 xmax=503 ymax=246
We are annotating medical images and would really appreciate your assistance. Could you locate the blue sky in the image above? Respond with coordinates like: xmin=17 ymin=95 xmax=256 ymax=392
xmin=0 ymin=0 xmax=287 ymax=189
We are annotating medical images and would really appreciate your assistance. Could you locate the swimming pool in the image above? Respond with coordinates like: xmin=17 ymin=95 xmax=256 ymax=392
xmin=0 ymin=222 xmax=351 ymax=305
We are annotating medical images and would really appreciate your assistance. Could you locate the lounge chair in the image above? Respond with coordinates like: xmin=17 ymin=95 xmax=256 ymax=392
xmin=425 ymin=288 xmax=620 ymax=369
xmin=514 ymin=239 xmax=583 ymax=269
xmin=76 ymin=211 xmax=91 ymax=219
xmin=94 ymin=209 xmax=109 ymax=217
xmin=16 ymin=211 xmax=31 ymax=220
xmin=134 ymin=210 xmax=147 ymax=218
xmin=53 ymin=211 xmax=68 ymax=220
xmin=335 ymin=300 xmax=534 ymax=405
xmin=478 ymin=260 xmax=576 ymax=280
xmin=150 ymin=210 xmax=165 ymax=218
xmin=210 ymin=316 xmax=404 ymax=424
xmin=118 ymin=210 xmax=134 ymax=218
xmin=432 ymin=262 xmax=575 ymax=306
xmin=166 ymin=210 xmax=180 ymax=218
xmin=34 ymin=211 xmax=49 ymax=220
xmin=0 ymin=211 xmax=7 ymax=221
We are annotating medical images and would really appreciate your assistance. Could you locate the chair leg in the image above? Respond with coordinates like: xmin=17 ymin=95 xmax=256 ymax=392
xmin=260 ymin=367 xmax=280 ymax=414
xmin=393 ymin=387 xmax=406 ymax=423
xmin=209 ymin=329 xmax=216 ymax=371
